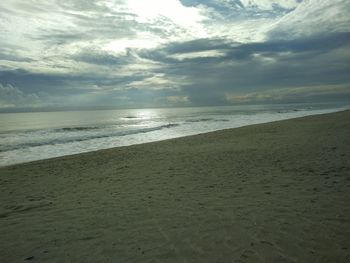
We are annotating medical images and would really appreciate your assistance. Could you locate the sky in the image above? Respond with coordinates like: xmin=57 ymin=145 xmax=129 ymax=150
xmin=0 ymin=0 xmax=350 ymax=111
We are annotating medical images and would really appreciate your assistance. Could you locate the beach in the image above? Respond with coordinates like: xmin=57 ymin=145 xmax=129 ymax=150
xmin=0 ymin=110 xmax=349 ymax=262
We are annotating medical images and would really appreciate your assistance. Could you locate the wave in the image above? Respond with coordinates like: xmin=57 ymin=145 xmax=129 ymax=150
xmin=185 ymin=118 xmax=229 ymax=123
xmin=0 ymin=123 xmax=180 ymax=152
xmin=185 ymin=118 xmax=213 ymax=123
xmin=122 ymin=116 xmax=138 ymax=119
xmin=54 ymin=126 xmax=101 ymax=132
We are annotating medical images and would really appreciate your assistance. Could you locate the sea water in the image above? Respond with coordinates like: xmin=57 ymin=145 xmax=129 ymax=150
xmin=0 ymin=103 xmax=347 ymax=166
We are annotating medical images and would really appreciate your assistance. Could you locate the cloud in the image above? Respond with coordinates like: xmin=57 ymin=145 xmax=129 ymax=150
xmin=181 ymin=0 xmax=299 ymax=14
xmin=239 ymin=0 xmax=300 ymax=10
xmin=0 ymin=68 xmax=152 ymax=95
xmin=225 ymin=84 xmax=350 ymax=104
xmin=72 ymin=49 xmax=135 ymax=66
xmin=167 ymin=95 xmax=189 ymax=104
xmin=0 ymin=83 xmax=41 ymax=108
xmin=0 ymin=52 xmax=33 ymax=63
xmin=136 ymin=32 xmax=350 ymax=106
xmin=268 ymin=0 xmax=350 ymax=39
xmin=0 ymin=0 xmax=349 ymax=111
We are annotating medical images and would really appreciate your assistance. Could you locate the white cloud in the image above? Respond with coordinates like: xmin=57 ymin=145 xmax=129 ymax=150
xmin=126 ymin=73 xmax=184 ymax=90
xmin=196 ymin=0 xmax=303 ymax=43
xmin=203 ymin=17 xmax=275 ymax=42
xmin=268 ymin=0 xmax=350 ymax=39
xmin=126 ymin=0 xmax=203 ymax=27
xmin=169 ymin=50 xmax=226 ymax=60
xmin=240 ymin=0 xmax=299 ymax=10
xmin=0 ymin=0 xmax=209 ymax=73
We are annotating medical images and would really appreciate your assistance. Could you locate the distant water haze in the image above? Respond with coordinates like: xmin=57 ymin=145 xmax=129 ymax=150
xmin=0 ymin=103 xmax=347 ymax=166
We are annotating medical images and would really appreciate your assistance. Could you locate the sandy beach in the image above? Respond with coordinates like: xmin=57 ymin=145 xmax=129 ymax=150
xmin=0 ymin=110 xmax=349 ymax=262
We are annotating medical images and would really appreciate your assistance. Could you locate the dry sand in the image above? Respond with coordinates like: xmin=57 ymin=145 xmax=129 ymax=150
xmin=0 ymin=110 xmax=350 ymax=262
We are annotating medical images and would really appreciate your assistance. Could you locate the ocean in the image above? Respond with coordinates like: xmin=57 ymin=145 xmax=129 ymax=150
xmin=0 ymin=103 xmax=347 ymax=166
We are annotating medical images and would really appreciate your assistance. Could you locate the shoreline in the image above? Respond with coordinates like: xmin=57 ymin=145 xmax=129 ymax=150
xmin=1 ymin=110 xmax=350 ymax=262
xmin=0 ymin=108 xmax=347 ymax=168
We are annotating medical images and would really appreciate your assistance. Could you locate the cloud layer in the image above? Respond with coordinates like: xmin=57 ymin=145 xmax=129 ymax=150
xmin=0 ymin=0 xmax=349 ymax=111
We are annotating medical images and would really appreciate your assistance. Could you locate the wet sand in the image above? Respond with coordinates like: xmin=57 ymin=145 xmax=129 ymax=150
xmin=1 ymin=110 xmax=349 ymax=262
